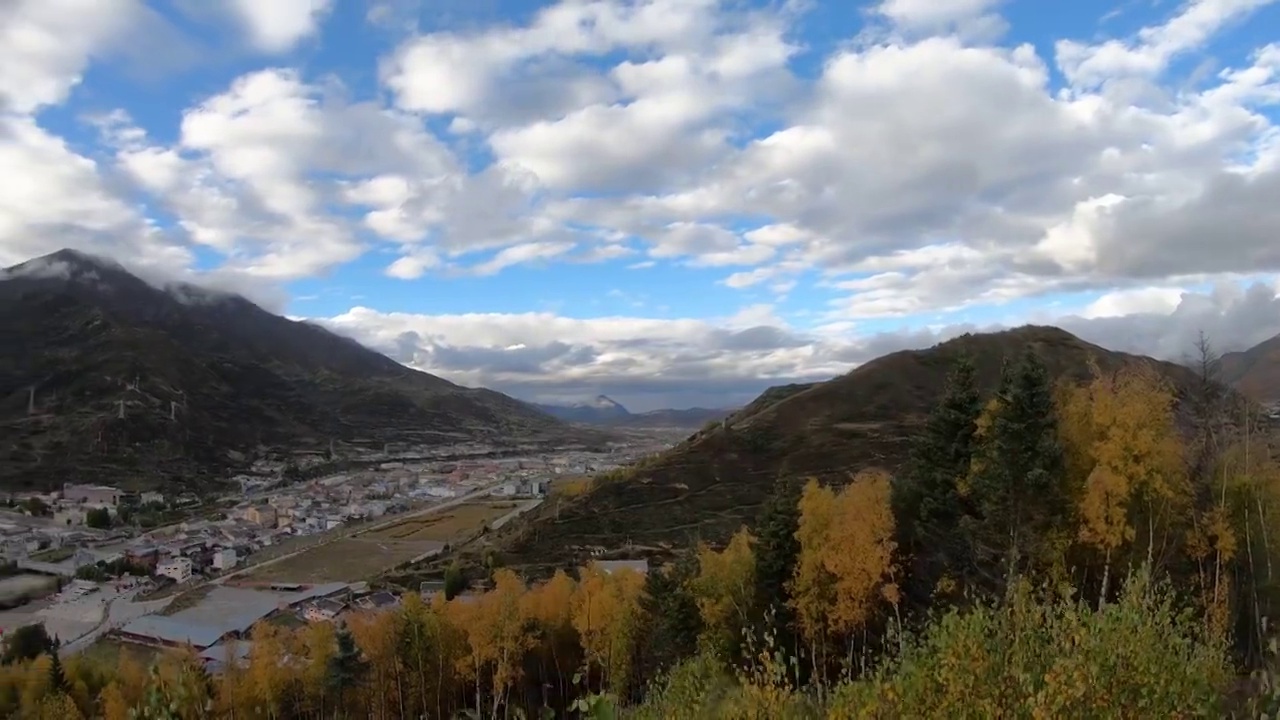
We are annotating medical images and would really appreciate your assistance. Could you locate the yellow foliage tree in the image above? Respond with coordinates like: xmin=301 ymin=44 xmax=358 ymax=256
xmin=790 ymin=473 xmax=899 ymax=679
xmin=1062 ymin=363 xmax=1189 ymax=601
xmin=825 ymin=470 xmax=899 ymax=638
xmin=691 ymin=526 xmax=757 ymax=659
xmin=790 ymin=479 xmax=838 ymax=668
xmin=572 ymin=563 xmax=647 ymax=693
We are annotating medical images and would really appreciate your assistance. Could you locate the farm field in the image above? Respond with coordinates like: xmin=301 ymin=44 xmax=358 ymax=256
xmin=363 ymin=502 xmax=517 ymax=543
xmin=240 ymin=536 xmax=444 ymax=584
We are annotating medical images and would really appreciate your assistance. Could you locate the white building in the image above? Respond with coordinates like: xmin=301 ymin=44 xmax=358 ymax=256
xmin=156 ymin=557 xmax=193 ymax=583
xmin=211 ymin=548 xmax=238 ymax=571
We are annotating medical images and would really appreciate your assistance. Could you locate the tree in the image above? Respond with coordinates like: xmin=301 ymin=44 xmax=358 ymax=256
xmin=328 ymin=624 xmax=369 ymax=712
xmin=691 ymin=528 xmax=756 ymax=661
xmin=790 ymin=479 xmax=838 ymax=675
xmin=1061 ymin=363 xmax=1189 ymax=603
xmin=967 ymin=351 xmax=1068 ymax=585
xmin=896 ymin=355 xmax=982 ymax=600
xmin=752 ymin=478 xmax=802 ymax=636
xmin=47 ymin=651 xmax=66 ymax=694
xmin=639 ymin=553 xmax=702 ymax=678
xmin=85 ymin=508 xmax=111 ymax=530
xmin=2 ymin=623 xmax=56 ymax=665
xmin=444 ymin=561 xmax=467 ymax=600
xmin=824 ymin=470 xmax=899 ymax=639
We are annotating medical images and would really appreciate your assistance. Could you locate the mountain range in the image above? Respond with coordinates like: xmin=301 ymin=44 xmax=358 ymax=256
xmin=533 ymin=395 xmax=734 ymax=428
xmin=0 ymin=250 xmax=587 ymax=492
xmin=502 ymin=325 xmax=1279 ymax=572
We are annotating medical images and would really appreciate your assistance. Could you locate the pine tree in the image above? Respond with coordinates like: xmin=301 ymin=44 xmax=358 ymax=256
xmin=896 ymin=355 xmax=982 ymax=599
xmin=47 ymin=650 xmax=67 ymax=694
xmin=968 ymin=349 xmax=1067 ymax=587
xmin=639 ymin=553 xmax=702 ymax=677
xmin=327 ymin=625 xmax=369 ymax=693
xmin=747 ymin=476 xmax=798 ymax=632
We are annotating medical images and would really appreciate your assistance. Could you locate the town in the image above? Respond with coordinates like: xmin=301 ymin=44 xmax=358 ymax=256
xmin=0 ymin=437 xmax=669 ymax=671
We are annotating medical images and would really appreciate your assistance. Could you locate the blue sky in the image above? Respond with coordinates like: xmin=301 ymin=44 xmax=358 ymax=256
xmin=3 ymin=0 xmax=1280 ymax=410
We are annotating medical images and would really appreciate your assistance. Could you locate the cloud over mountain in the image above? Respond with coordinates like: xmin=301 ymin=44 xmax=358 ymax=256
xmin=2 ymin=0 xmax=1278 ymax=410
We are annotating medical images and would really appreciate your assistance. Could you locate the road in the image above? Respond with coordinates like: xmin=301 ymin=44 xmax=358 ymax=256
xmin=59 ymin=590 xmax=173 ymax=657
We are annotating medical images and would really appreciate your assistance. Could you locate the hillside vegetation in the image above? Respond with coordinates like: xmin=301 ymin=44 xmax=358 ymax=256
xmin=0 ymin=250 xmax=588 ymax=491
xmin=502 ymin=326 xmax=1205 ymax=571
xmin=6 ymin=343 xmax=1280 ymax=718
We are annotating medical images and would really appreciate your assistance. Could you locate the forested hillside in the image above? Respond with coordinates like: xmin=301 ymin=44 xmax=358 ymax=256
xmin=4 ymin=348 xmax=1280 ymax=718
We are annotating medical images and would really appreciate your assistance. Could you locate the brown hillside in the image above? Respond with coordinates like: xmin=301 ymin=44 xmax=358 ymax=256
xmin=502 ymin=326 xmax=1201 ymax=572
xmin=1221 ymin=334 xmax=1280 ymax=402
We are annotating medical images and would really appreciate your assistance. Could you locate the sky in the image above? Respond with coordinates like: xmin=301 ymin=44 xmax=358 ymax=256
xmin=2 ymin=0 xmax=1280 ymax=412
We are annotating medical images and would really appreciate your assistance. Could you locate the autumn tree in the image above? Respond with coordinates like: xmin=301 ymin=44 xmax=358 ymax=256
xmin=968 ymin=351 xmax=1068 ymax=587
xmin=791 ymin=479 xmax=838 ymax=674
xmin=523 ymin=569 xmax=582 ymax=710
xmin=692 ymin=527 xmax=757 ymax=661
xmin=825 ymin=470 xmax=899 ymax=640
xmin=1061 ymin=363 xmax=1189 ymax=603
xmin=573 ymin=564 xmax=647 ymax=695
xmin=895 ymin=354 xmax=983 ymax=602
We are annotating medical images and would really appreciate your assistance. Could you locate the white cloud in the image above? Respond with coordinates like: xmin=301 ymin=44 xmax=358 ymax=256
xmin=1056 ymin=0 xmax=1278 ymax=89
xmin=0 ymin=0 xmax=142 ymax=113
xmin=4 ymin=0 xmax=1280 ymax=411
xmin=316 ymin=279 xmax=1280 ymax=410
xmin=228 ymin=0 xmax=334 ymax=53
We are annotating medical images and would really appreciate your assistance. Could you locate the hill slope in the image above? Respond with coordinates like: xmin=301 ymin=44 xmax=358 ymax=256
xmin=0 ymin=250 xmax=583 ymax=492
xmin=1221 ymin=334 xmax=1280 ymax=402
xmin=503 ymin=326 xmax=1201 ymax=569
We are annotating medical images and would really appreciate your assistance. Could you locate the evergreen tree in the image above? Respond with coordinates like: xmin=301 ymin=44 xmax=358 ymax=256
xmin=968 ymin=350 xmax=1067 ymax=587
xmin=327 ymin=625 xmax=370 ymax=692
xmin=639 ymin=553 xmax=702 ymax=677
xmin=47 ymin=650 xmax=67 ymax=693
xmin=752 ymin=477 xmax=802 ymax=642
xmin=895 ymin=355 xmax=982 ymax=599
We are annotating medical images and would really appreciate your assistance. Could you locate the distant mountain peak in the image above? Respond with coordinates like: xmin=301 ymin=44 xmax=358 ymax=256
xmin=581 ymin=395 xmax=625 ymax=410
xmin=2 ymin=248 xmax=128 ymax=283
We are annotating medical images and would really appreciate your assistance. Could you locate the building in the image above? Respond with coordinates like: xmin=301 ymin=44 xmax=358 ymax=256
xmin=140 ymin=492 xmax=165 ymax=506
xmin=62 ymin=483 xmax=122 ymax=506
xmin=156 ymin=557 xmax=193 ymax=584
xmin=302 ymin=598 xmax=346 ymax=622
xmin=355 ymin=591 xmax=399 ymax=612
xmin=211 ymin=548 xmax=238 ymax=571
xmin=244 ymin=505 xmax=278 ymax=528
xmin=593 ymin=559 xmax=650 ymax=576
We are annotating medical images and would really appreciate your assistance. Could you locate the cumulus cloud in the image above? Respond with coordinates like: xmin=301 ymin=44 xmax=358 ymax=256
xmin=310 ymin=280 xmax=1280 ymax=411
xmin=4 ymin=0 xmax=1280 ymax=410
xmin=227 ymin=0 xmax=334 ymax=53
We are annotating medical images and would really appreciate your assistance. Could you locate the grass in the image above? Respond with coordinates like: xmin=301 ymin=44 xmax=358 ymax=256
xmin=30 ymin=546 xmax=75 ymax=562
xmin=240 ymin=537 xmax=441 ymax=584
xmin=551 ymin=476 xmax=594 ymax=497
xmin=78 ymin=637 xmax=165 ymax=669
xmin=364 ymin=502 xmax=513 ymax=543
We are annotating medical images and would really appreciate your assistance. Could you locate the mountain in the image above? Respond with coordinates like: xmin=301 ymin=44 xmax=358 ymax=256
xmin=0 ymin=250 xmax=585 ymax=492
xmin=534 ymin=395 xmax=632 ymax=423
xmin=1221 ymin=334 xmax=1280 ymax=403
xmin=534 ymin=395 xmax=734 ymax=428
xmin=502 ymin=326 xmax=1204 ymax=571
